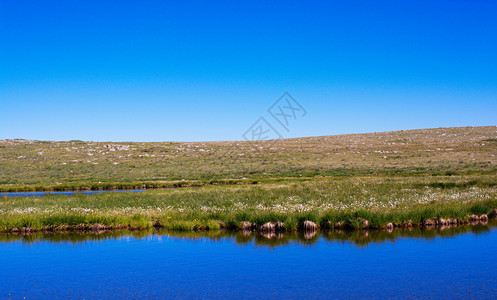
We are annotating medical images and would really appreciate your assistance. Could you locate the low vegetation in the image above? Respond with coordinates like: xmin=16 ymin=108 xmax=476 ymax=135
xmin=1 ymin=126 xmax=496 ymax=232
xmin=1 ymin=126 xmax=496 ymax=192
xmin=1 ymin=175 xmax=496 ymax=232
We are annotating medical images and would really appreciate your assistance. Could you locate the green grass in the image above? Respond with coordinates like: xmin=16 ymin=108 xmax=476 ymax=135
xmin=1 ymin=175 xmax=496 ymax=232
xmin=1 ymin=126 xmax=496 ymax=232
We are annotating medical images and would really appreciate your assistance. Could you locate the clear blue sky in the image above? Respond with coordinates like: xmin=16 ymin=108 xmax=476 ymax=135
xmin=1 ymin=0 xmax=496 ymax=142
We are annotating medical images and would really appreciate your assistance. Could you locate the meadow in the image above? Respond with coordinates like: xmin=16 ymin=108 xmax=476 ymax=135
xmin=1 ymin=126 xmax=496 ymax=232
xmin=1 ymin=175 xmax=496 ymax=232
xmin=1 ymin=126 xmax=496 ymax=191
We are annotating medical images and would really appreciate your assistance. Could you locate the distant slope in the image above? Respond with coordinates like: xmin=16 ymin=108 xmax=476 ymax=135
xmin=0 ymin=126 xmax=496 ymax=190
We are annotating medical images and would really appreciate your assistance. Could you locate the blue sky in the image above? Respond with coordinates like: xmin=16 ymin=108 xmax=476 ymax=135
xmin=1 ymin=0 xmax=496 ymax=142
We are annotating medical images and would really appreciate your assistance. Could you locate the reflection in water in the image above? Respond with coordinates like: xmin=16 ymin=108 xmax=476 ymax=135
xmin=0 ymin=189 xmax=147 ymax=198
xmin=1 ymin=221 xmax=497 ymax=299
xmin=1 ymin=220 xmax=495 ymax=247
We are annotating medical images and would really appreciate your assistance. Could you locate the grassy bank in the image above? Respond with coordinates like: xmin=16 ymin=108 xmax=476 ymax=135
xmin=1 ymin=175 xmax=496 ymax=232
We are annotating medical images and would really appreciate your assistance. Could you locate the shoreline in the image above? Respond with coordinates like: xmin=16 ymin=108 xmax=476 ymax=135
xmin=3 ymin=210 xmax=496 ymax=235
xmin=2 ymin=176 xmax=496 ymax=235
xmin=0 ymin=179 xmax=260 ymax=193
xmin=3 ymin=221 xmax=496 ymax=250
xmin=2 ymin=171 xmax=496 ymax=194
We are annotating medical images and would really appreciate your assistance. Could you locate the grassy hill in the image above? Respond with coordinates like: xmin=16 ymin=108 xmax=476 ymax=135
xmin=1 ymin=126 xmax=496 ymax=191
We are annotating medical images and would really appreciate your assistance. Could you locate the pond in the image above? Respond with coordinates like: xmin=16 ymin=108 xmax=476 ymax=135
xmin=1 ymin=223 xmax=496 ymax=299
xmin=0 ymin=189 xmax=147 ymax=198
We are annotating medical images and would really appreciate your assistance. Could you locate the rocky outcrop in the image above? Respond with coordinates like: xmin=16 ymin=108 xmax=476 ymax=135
xmin=437 ymin=218 xmax=446 ymax=226
xmin=469 ymin=214 xmax=480 ymax=222
xmin=302 ymin=220 xmax=318 ymax=231
xmin=423 ymin=219 xmax=435 ymax=227
xmin=241 ymin=221 xmax=255 ymax=231
xmin=260 ymin=222 xmax=275 ymax=232
xmin=274 ymin=221 xmax=285 ymax=232
xmin=259 ymin=222 xmax=286 ymax=232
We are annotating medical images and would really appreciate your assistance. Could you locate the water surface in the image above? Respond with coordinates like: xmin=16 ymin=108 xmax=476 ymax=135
xmin=1 ymin=224 xmax=496 ymax=299
xmin=0 ymin=189 xmax=147 ymax=198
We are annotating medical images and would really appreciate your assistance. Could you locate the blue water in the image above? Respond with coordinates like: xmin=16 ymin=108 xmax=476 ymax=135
xmin=1 ymin=226 xmax=496 ymax=299
xmin=0 ymin=189 xmax=147 ymax=198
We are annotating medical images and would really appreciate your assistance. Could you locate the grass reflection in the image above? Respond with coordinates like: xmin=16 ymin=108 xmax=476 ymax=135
xmin=1 ymin=220 xmax=495 ymax=248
